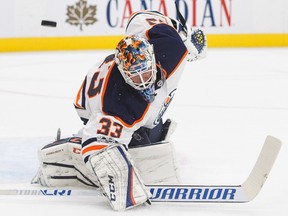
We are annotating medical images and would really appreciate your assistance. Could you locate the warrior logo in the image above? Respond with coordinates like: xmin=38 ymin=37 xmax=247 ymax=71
xmin=154 ymin=89 xmax=177 ymax=125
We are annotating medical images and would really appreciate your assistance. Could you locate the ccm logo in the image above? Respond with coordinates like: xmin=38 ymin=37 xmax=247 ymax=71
xmin=108 ymin=175 xmax=116 ymax=201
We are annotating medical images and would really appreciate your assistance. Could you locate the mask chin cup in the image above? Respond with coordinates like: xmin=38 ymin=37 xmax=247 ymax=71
xmin=138 ymin=85 xmax=155 ymax=103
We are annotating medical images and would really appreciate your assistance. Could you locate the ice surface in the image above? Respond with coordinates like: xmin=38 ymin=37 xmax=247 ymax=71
xmin=0 ymin=48 xmax=287 ymax=215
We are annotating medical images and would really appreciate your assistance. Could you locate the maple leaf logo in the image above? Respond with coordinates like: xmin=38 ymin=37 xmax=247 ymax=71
xmin=66 ymin=0 xmax=98 ymax=31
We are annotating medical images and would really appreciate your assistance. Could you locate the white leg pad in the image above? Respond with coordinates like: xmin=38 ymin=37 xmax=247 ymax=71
xmin=89 ymin=144 xmax=151 ymax=211
xmin=129 ymin=141 xmax=180 ymax=184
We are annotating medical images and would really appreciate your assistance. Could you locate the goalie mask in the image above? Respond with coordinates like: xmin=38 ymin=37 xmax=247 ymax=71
xmin=115 ymin=36 xmax=157 ymax=102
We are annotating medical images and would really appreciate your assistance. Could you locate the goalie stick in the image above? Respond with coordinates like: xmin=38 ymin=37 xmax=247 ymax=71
xmin=0 ymin=135 xmax=281 ymax=203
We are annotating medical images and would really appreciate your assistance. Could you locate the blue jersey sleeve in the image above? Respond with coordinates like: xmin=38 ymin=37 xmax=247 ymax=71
xmin=147 ymin=24 xmax=187 ymax=78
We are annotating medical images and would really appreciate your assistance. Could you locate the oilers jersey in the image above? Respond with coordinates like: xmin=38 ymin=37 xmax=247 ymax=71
xmin=74 ymin=11 xmax=188 ymax=162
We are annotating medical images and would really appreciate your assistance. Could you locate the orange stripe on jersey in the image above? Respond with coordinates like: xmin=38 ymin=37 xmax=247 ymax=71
xmin=129 ymin=11 xmax=170 ymax=24
xmin=75 ymin=79 xmax=85 ymax=109
xmin=166 ymin=49 xmax=188 ymax=79
xmin=156 ymin=63 xmax=167 ymax=78
xmin=165 ymin=97 xmax=171 ymax=104
xmin=128 ymin=11 xmax=139 ymax=20
xmin=101 ymin=62 xmax=151 ymax=128
xmin=82 ymin=145 xmax=107 ymax=155
xmin=129 ymin=168 xmax=136 ymax=205
xmin=145 ymin=30 xmax=150 ymax=40
xmin=112 ymin=104 xmax=150 ymax=128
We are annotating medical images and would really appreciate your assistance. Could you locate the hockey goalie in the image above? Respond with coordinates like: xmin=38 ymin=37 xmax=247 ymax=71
xmin=31 ymin=10 xmax=207 ymax=211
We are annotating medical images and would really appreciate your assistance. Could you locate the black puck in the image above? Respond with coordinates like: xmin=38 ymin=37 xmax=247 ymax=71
xmin=41 ymin=20 xmax=57 ymax=27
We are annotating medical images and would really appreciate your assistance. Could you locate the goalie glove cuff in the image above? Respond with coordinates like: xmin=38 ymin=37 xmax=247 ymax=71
xmin=170 ymin=18 xmax=207 ymax=62
xmin=185 ymin=28 xmax=207 ymax=62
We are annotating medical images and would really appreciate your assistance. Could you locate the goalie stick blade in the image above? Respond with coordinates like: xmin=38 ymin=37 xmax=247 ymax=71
xmin=0 ymin=185 xmax=247 ymax=203
xmin=0 ymin=136 xmax=281 ymax=203
xmin=147 ymin=135 xmax=282 ymax=203
xmin=241 ymin=135 xmax=282 ymax=201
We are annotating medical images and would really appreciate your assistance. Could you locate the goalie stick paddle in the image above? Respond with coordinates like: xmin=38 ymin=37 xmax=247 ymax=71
xmin=0 ymin=135 xmax=281 ymax=203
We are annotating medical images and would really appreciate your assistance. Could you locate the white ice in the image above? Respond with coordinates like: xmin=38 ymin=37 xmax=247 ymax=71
xmin=0 ymin=48 xmax=287 ymax=215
